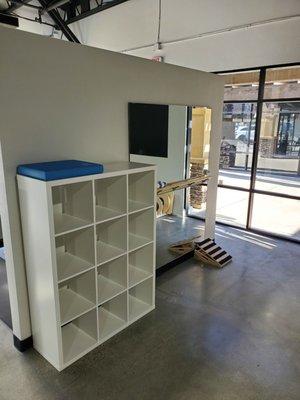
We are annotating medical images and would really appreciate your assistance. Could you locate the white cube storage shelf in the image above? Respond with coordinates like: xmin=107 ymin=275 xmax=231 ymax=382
xmin=18 ymin=162 xmax=156 ymax=370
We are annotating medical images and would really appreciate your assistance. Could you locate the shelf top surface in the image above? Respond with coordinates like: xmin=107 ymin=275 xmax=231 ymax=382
xmin=17 ymin=161 xmax=156 ymax=187
xmin=103 ymin=162 xmax=156 ymax=173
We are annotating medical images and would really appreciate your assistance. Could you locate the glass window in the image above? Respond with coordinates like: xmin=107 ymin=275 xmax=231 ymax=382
xmin=215 ymin=187 xmax=249 ymax=228
xmin=187 ymin=187 xmax=249 ymax=228
xmin=222 ymin=70 xmax=260 ymax=101
xmin=251 ymin=194 xmax=300 ymax=240
xmin=219 ymin=103 xmax=256 ymax=189
xmin=190 ymin=65 xmax=300 ymax=242
xmin=255 ymin=102 xmax=300 ymax=197
xmin=264 ymin=66 xmax=300 ymax=99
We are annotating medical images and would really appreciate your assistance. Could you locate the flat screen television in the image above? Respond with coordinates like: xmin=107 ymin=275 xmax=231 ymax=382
xmin=129 ymin=103 xmax=168 ymax=158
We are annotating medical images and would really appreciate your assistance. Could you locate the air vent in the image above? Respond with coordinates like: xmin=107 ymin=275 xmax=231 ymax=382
xmin=0 ymin=14 xmax=19 ymax=28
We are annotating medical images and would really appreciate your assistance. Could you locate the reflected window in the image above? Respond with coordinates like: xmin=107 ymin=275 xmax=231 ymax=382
xmin=187 ymin=107 xmax=211 ymax=213
xmin=222 ymin=70 xmax=260 ymax=101
xmin=264 ymin=67 xmax=300 ymax=99
xmin=189 ymin=187 xmax=249 ymax=229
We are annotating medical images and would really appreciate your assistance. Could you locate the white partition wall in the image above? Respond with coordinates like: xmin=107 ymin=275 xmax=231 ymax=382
xmin=17 ymin=162 xmax=156 ymax=370
xmin=0 ymin=26 xmax=223 ymax=342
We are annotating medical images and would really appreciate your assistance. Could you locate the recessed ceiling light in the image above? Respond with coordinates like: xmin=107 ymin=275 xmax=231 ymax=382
xmin=273 ymin=82 xmax=283 ymax=86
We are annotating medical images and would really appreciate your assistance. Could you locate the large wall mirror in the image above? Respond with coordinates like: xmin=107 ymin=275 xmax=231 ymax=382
xmin=129 ymin=103 xmax=212 ymax=269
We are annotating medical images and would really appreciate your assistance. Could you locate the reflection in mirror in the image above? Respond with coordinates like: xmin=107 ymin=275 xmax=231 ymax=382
xmin=187 ymin=107 xmax=211 ymax=213
xmin=129 ymin=103 xmax=211 ymax=269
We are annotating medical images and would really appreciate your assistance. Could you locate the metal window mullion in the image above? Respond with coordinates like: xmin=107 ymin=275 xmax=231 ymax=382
xmin=262 ymin=97 xmax=300 ymax=103
xmin=183 ymin=106 xmax=193 ymax=214
xmin=246 ymin=68 xmax=266 ymax=229
xmin=212 ymin=62 xmax=300 ymax=74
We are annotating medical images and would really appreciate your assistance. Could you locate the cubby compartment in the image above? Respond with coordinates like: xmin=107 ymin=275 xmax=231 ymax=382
xmin=129 ymin=278 xmax=153 ymax=322
xmin=98 ymin=292 xmax=127 ymax=340
xmin=96 ymin=216 xmax=127 ymax=264
xmin=128 ymin=171 xmax=154 ymax=213
xmin=95 ymin=175 xmax=127 ymax=223
xmin=129 ymin=244 xmax=153 ymax=288
xmin=97 ymin=256 xmax=127 ymax=304
xmin=52 ymin=181 xmax=93 ymax=235
xmin=129 ymin=208 xmax=154 ymax=251
xmin=56 ymin=227 xmax=95 ymax=283
xmin=59 ymin=270 xmax=96 ymax=325
xmin=62 ymin=309 xmax=97 ymax=365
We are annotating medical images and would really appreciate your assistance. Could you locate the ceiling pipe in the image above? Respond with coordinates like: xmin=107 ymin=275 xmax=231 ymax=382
xmin=121 ymin=14 xmax=300 ymax=53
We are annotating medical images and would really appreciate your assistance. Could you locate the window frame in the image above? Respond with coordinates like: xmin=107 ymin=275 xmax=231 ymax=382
xmin=186 ymin=62 xmax=300 ymax=244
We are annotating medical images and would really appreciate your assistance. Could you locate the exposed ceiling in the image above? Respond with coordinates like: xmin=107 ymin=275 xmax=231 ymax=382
xmin=1 ymin=0 xmax=131 ymax=41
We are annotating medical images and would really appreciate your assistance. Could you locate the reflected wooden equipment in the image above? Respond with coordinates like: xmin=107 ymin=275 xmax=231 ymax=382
xmin=156 ymin=192 xmax=174 ymax=217
xmin=156 ymin=175 xmax=209 ymax=217
xmin=157 ymin=175 xmax=209 ymax=195
xmin=189 ymin=107 xmax=211 ymax=209
xmin=169 ymin=235 xmax=201 ymax=255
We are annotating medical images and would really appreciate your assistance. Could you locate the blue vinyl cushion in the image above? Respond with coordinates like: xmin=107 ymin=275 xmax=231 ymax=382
xmin=17 ymin=160 xmax=103 ymax=181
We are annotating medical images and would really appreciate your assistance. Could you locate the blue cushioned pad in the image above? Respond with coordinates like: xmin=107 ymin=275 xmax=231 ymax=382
xmin=17 ymin=160 xmax=103 ymax=181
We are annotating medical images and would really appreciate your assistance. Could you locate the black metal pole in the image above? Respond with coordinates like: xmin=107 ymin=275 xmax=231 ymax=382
xmin=246 ymin=68 xmax=266 ymax=229
xmin=245 ymin=103 xmax=254 ymax=171
xmin=38 ymin=0 xmax=80 ymax=43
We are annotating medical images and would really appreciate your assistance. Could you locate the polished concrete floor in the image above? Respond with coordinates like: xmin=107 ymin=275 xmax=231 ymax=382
xmin=0 ymin=257 xmax=11 ymax=328
xmin=156 ymin=215 xmax=204 ymax=268
xmin=0 ymin=225 xmax=299 ymax=400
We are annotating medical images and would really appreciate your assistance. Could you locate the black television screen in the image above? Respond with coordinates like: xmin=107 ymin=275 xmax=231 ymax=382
xmin=129 ymin=103 xmax=169 ymax=158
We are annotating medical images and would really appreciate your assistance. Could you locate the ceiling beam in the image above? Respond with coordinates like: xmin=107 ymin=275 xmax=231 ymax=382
xmin=38 ymin=0 xmax=80 ymax=42
xmin=65 ymin=0 xmax=130 ymax=25
xmin=6 ymin=0 xmax=32 ymax=12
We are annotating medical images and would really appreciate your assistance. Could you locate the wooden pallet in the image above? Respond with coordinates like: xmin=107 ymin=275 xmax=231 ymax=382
xmin=194 ymin=238 xmax=232 ymax=268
